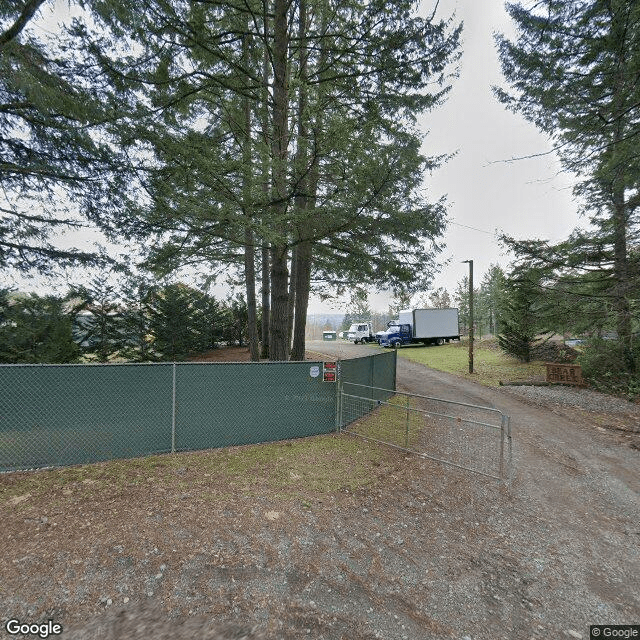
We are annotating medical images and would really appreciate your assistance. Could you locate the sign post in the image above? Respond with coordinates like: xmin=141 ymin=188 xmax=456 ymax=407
xmin=462 ymin=259 xmax=474 ymax=373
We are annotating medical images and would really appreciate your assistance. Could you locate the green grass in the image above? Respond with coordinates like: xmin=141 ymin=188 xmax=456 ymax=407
xmin=396 ymin=338 xmax=546 ymax=387
xmin=0 ymin=432 xmax=397 ymax=507
xmin=341 ymin=394 xmax=422 ymax=449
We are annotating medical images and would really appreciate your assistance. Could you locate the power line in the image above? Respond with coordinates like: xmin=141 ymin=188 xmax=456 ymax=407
xmin=449 ymin=220 xmax=500 ymax=237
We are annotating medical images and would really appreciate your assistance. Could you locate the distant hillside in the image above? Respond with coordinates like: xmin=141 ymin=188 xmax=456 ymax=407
xmin=306 ymin=313 xmax=345 ymax=329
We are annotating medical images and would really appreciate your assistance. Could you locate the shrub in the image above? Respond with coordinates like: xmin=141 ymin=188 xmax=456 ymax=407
xmin=531 ymin=342 xmax=579 ymax=363
xmin=578 ymin=337 xmax=639 ymax=399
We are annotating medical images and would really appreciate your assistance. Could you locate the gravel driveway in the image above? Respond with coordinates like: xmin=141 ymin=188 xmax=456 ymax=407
xmin=1 ymin=342 xmax=639 ymax=640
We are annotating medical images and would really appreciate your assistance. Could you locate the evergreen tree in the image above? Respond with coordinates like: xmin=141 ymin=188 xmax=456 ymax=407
xmin=221 ymin=295 xmax=249 ymax=347
xmin=0 ymin=291 xmax=80 ymax=363
xmin=0 ymin=1 xmax=130 ymax=273
xmin=388 ymin=290 xmax=412 ymax=318
xmin=70 ymin=275 xmax=125 ymax=362
xmin=78 ymin=0 xmax=461 ymax=361
xmin=148 ymin=284 xmax=196 ymax=361
xmin=193 ymin=291 xmax=227 ymax=351
xmin=478 ymin=264 xmax=506 ymax=335
xmin=497 ymin=270 xmax=550 ymax=363
xmin=345 ymin=289 xmax=373 ymax=323
xmin=119 ymin=274 xmax=156 ymax=362
xmin=495 ymin=0 xmax=640 ymax=363
xmin=454 ymin=277 xmax=470 ymax=334
xmin=147 ymin=283 xmax=221 ymax=361
xmin=428 ymin=287 xmax=452 ymax=309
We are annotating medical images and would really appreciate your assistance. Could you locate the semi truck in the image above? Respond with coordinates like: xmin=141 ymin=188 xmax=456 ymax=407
xmin=347 ymin=322 xmax=376 ymax=344
xmin=379 ymin=308 xmax=460 ymax=348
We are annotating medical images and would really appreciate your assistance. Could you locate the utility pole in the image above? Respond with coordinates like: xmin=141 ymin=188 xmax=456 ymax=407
xmin=462 ymin=260 xmax=474 ymax=373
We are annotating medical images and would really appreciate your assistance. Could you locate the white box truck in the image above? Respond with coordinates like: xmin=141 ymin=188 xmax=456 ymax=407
xmin=379 ymin=308 xmax=460 ymax=347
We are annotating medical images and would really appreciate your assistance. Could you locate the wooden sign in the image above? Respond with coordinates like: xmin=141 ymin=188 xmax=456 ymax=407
xmin=545 ymin=363 xmax=583 ymax=385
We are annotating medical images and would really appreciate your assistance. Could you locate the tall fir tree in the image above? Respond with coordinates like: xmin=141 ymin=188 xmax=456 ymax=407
xmin=495 ymin=0 xmax=640 ymax=366
xmin=497 ymin=270 xmax=550 ymax=363
xmin=0 ymin=291 xmax=80 ymax=363
xmin=0 ymin=1 xmax=131 ymax=273
xmin=77 ymin=0 xmax=461 ymax=360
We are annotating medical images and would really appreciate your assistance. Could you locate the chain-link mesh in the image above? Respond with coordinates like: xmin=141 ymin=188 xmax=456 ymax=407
xmin=0 ymin=354 xmax=397 ymax=472
xmin=174 ymin=362 xmax=336 ymax=451
xmin=339 ymin=393 xmax=423 ymax=449
xmin=340 ymin=389 xmax=511 ymax=481
xmin=339 ymin=350 xmax=396 ymax=401
xmin=0 ymin=364 xmax=174 ymax=471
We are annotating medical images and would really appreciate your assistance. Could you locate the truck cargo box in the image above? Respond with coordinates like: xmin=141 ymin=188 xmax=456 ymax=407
xmin=399 ymin=308 xmax=459 ymax=339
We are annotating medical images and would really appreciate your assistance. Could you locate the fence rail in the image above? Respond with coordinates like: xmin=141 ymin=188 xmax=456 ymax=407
xmin=339 ymin=382 xmax=512 ymax=482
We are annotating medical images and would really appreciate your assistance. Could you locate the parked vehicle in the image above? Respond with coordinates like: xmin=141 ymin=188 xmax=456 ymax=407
xmin=374 ymin=319 xmax=399 ymax=344
xmin=379 ymin=308 xmax=460 ymax=348
xmin=348 ymin=323 xmax=376 ymax=344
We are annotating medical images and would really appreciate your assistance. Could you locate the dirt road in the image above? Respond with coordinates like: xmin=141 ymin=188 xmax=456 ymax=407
xmin=1 ymin=342 xmax=638 ymax=640
xmin=313 ymin=340 xmax=640 ymax=637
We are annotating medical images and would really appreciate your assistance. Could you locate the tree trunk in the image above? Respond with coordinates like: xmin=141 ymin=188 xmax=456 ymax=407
xmin=607 ymin=12 xmax=633 ymax=364
xmin=287 ymin=246 xmax=297 ymax=351
xmin=289 ymin=0 xmax=321 ymax=361
xmin=268 ymin=0 xmax=290 ymax=361
xmin=290 ymin=240 xmax=312 ymax=360
xmin=259 ymin=9 xmax=271 ymax=360
xmin=612 ymin=194 xmax=631 ymax=348
xmin=260 ymin=242 xmax=270 ymax=358
xmin=244 ymin=229 xmax=260 ymax=361
xmin=269 ymin=245 xmax=290 ymax=361
xmin=243 ymin=29 xmax=260 ymax=362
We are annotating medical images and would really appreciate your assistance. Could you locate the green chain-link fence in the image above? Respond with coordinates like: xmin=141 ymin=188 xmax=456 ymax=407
xmin=338 ymin=350 xmax=397 ymax=425
xmin=0 ymin=352 xmax=396 ymax=472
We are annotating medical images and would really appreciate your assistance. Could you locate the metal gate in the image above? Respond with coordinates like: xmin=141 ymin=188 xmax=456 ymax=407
xmin=338 ymin=382 xmax=512 ymax=482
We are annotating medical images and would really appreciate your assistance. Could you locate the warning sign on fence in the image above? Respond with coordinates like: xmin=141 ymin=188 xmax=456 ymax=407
xmin=323 ymin=362 xmax=337 ymax=382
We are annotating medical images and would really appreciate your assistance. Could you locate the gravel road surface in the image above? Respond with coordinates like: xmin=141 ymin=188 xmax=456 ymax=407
xmin=1 ymin=341 xmax=638 ymax=640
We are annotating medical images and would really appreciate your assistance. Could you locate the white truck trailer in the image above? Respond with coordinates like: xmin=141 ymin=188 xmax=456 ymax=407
xmin=379 ymin=308 xmax=460 ymax=347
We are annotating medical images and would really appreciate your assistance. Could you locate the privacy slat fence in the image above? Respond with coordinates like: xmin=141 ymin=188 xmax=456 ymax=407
xmin=0 ymin=351 xmax=397 ymax=472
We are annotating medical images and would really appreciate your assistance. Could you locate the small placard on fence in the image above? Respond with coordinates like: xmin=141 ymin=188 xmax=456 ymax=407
xmin=545 ymin=363 xmax=583 ymax=385
xmin=323 ymin=361 xmax=337 ymax=382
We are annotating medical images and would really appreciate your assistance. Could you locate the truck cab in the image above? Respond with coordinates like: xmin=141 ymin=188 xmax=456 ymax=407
xmin=348 ymin=323 xmax=374 ymax=344
xmin=379 ymin=324 xmax=412 ymax=348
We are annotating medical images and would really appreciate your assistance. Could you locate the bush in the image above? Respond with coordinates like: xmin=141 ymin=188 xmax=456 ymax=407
xmin=0 ymin=293 xmax=81 ymax=364
xmin=578 ymin=337 xmax=639 ymax=399
xmin=531 ymin=342 xmax=579 ymax=363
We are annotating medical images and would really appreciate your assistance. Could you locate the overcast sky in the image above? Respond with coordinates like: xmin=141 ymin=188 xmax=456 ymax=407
xmin=312 ymin=0 xmax=582 ymax=314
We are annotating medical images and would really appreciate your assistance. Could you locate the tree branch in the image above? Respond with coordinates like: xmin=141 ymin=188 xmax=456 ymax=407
xmin=0 ymin=0 xmax=47 ymax=49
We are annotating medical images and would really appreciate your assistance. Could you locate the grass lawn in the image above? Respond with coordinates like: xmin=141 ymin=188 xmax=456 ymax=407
xmin=395 ymin=338 xmax=546 ymax=387
xmin=0 ymin=433 xmax=399 ymax=504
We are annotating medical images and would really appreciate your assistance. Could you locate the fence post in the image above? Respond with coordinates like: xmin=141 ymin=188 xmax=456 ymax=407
xmin=405 ymin=395 xmax=410 ymax=448
xmin=335 ymin=363 xmax=342 ymax=432
xmin=171 ymin=363 xmax=176 ymax=453
xmin=499 ymin=413 xmax=505 ymax=480
xmin=499 ymin=413 xmax=513 ymax=484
